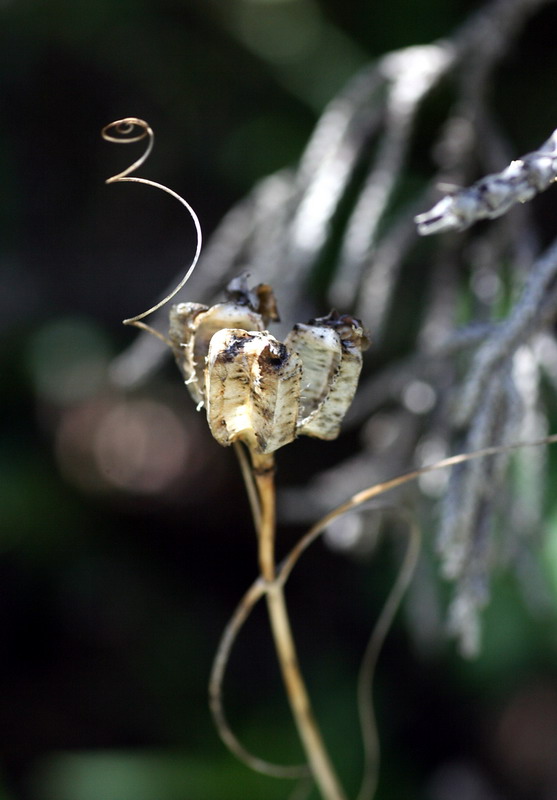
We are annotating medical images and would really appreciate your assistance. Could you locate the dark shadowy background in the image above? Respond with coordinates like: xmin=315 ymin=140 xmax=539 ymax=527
xmin=2 ymin=1 xmax=557 ymax=799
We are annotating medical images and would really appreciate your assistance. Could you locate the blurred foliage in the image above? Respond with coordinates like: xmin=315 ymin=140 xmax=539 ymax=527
xmin=2 ymin=1 xmax=557 ymax=800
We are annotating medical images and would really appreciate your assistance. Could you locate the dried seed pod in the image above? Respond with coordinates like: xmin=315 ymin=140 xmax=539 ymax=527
xmin=169 ymin=301 xmax=266 ymax=406
xmin=168 ymin=278 xmax=368 ymax=453
xmin=168 ymin=276 xmax=282 ymax=407
xmin=285 ymin=323 xmax=342 ymax=423
xmin=206 ymin=329 xmax=302 ymax=454
xmin=292 ymin=312 xmax=370 ymax=440
xmin=224 ymin=274 xmax=281 ymax=326
xmin=168 ymin=302 xmax=208 ymax=404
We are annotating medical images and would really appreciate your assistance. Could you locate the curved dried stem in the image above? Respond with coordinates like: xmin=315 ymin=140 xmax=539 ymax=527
xmin=250 ymin=450 xmax=348 ymax=800
xmin=233 ymin=442 xmax=261 ymax=531
xmin=208 ymin=577 xmax=309 ymax=778
xmin=356 ymin=509 xmax=421 ymax=800
xmin=102 ymin=117 xmax=203 ymax=329
xmin=206 ymin=446 xmax=333 ymax=787
xmin=212 ymin=432 xmax=557 ymax=798
xmin=278 ymin=434 xmax=557 ymax=587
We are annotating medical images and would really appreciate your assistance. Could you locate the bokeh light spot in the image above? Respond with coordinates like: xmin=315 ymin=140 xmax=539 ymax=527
xmin=402 ymin=380 xmax=436 ymax=414
xmin=55 ymin=396 xmax=190 ymax=496
xmin=93 ymin=400 xmax=188 ymax=494
xmin=416 ymin=436 xmax=449 ymax=497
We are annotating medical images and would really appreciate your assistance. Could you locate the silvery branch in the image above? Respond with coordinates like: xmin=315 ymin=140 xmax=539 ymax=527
xmin=415 ymin=128 xmax=557 ymax=235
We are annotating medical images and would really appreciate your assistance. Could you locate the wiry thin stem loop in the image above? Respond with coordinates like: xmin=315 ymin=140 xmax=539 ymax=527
xmin=102 ymin=117 xmax=203 ymax=328
xmin=356 ymin=509 xmax=421 ymax=800
xmin=101 ymin=117 xmax=154 ymax=181
xmin=208 ymin=577 xmax=310 ymax=779
xmin=278 ymin=434 xmax=557 ymax=588
xmin=211 ymin=432 xmax=557 ymax=798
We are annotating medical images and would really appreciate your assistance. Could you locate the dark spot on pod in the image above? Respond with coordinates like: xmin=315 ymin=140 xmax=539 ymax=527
xmin=265 ymin=342 xmax=289 ymax=368
xmin=222 ymin=334 xmax=255 ymax=361
xmin=223 ymin=276 xmax=280 ymax=323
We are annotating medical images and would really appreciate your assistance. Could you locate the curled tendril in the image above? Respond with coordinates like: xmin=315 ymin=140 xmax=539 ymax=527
xmin=102 ymin=117 xmax=202 ymax=332
xmin=101 ymin=117 xmax=154 ymax=182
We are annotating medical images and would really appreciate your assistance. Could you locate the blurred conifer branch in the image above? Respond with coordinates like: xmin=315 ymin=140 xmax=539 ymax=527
xmin=415 ymin=129 xmax=557 ymax=235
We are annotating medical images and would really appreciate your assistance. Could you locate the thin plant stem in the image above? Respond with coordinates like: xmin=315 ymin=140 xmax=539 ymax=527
xmin=208 ymin=577 xmax=309 ymax=778
xmin=277 ymin=433 xmax=557 ymax=587
xmin=214 ymin=434 xmax=557 ymax=798
xmin=250 ymin=451 xmax=348 ymax=800
xmin=233 ymin=442 xmax=261 ymax=532
xmin=252 ymin=454 xmax=277 ymax=582
xmin=356 ymin=509 xmax=421 ymax=800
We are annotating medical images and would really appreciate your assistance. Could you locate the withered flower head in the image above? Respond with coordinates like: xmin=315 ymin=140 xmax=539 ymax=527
xmin=169 ymin=278 xmax=369 ymax=454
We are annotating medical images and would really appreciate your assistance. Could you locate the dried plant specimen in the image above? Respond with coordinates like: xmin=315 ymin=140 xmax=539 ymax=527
xmin=102 ymin=83 xmax=557 ymax=797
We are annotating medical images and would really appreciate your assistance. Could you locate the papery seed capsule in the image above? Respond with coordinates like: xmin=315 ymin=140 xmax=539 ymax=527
xmin=205 ymin=329 xmax=302 ymax=454
xmin=225 ymin=274 xmax=280 ymax=326
xmin=284 ymin=323 xmax=342 ymax=424
xmin=168 ymin=302 xmax=208 ymax=404
xmin=294 ymin=312 xmax=370 ymax=440
xmin=169 ymin=301 xmax=266 ymax=406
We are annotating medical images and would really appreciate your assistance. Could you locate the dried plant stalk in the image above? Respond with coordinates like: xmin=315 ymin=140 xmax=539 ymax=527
xmin=211 ymin=434 xmax=557 ymax=799
xmin=251 ymin=449 xmax=348 ymax=800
